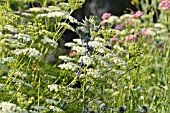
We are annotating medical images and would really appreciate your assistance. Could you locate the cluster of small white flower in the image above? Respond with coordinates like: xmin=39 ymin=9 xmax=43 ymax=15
xmin=59 ymin=2 xmax=70 ymax=7
xmin=13 ymin=70 xmax=27 ymax=77
xmin=36 ymin=13 xmax=47 ymax=18
xmin=1 ymin=57 xmax=17 ymax=64
xmin=88 ymin=41 xmax=103 ymax=48
xmin=86 ymin=68 xmax=101 ymax=78
xmin=48 ymin=84 xmax=64 ymax=92
xmin=47 ymin=11 xmax=67 ymax=18
xmin=26 ymin=7 xmax=44 ymax=13
xmin=73 ymin=39 xmax=83 ymax=45
xmin=3 ymin=25 xmax=18 ymax=33
xmin=49 ymin=106 xmax=63 ymax=112
xmin=36 ymin=10 xmax=68 ymax=18
xmin=0 ymin=101 xmax=28 ymax=113
xmin=31 ymin=106 xmax=47 ymax=111
xmin=46 ymin=99 xmax=58 ymax=105
xmin=12 ymin=48 xmax=42 ymax=59
xmin=58 ymin=62 xmax=78 ymax=71
xmin=1 ymin=38 xmax=26 ymax=48
xmin=21 ymin=12 xmax=33 ymax=17
xmin=58 ymin=56 xmax=74 ymax=62
xmin=41 ymin=37 xmax=58 ymax=48
xmin=4 ymin=34 xmax=14 ymax=38
xmin=58 ymin=22 xmax=75 ymax=31
xmin=65 ymin=15 xmax=79 ymax=24
xmin=72 ymin=46 xmax=87 ymax=55
xmin=79 ymin=55 xmax=94 ymax=66
xmin=14 ymin=33 xmax=32 ymax=42
xmin=65 ymin=42 xmax=77 ymax=47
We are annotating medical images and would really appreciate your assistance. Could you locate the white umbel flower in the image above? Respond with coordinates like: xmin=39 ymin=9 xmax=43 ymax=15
xmin=14 ymin=33 xmax=32 ymax=42
xmin=0 ymin=101 xmax=28 ymax=113
xmin=73 ymin=39 xmax=83 ymax=45
xmin=1 ymin=57 xmax=17 ymax=64
xmin=88 ymin=41 xmax=103 ymax=48
xmin=58 ymin=62 xmax=78 ymax=71
xmin=79 ymin=55 xmax=94 ymax=66
xmin=58 ymin=56 xmax=73 ymax=62
xmin=12 ymin=48 xmax=42 ymax=59
xmin=47 ymin=11 xmax=67 ymax=18
xmin=86 ymin=68 xmax=101 ymax=78
xmin=48 ymin=84 xmax=64 ymax=92
xmin=3 ymin=25 xmax=18 ymax=33
xmin=46 ymin=99 xmax=58 ymax=105
xmin=72 ymin=46 xmax=87 ymax=55
xmin=49 ymin=106 xmax=63 ymax=112
xmin=27 ymin=7 xmax=43 ymax=13
xmin=65 ymin=42 xmax=77 ymax=47
xmin=13 ymin=70 xmax=27 ymax=77
xmin=65 ymin=15 xmax=79 ymax=24
xmin=36 ymin=13 xmax=47 ymax=18
xmin=41 ymin=37 xmax=58 ymax=48
xmin=58 ymin=22 xmax=75 ymax=31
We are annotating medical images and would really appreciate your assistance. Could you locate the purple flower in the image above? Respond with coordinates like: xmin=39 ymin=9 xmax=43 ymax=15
xmin=135 ymin=11 xmax=143 ymax=18
xmin=114 ymin=23 xmax=125 ymax=30
xmin=101 ymin=13 xmax=111 ymax=20
xmin=159 ymin=0 xmax=170 ymax=11
xmin=125 ymin=34 xmax=135 ymax=42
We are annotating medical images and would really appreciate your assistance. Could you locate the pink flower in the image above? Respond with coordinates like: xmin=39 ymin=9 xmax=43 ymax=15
xmin=114 ymin=23 xmax=125 ymax=30
xmin=100 ymin=20 xmax=105 ymax=26
xmin=69 ymin=50 xmax=77 ymax=57
xmin=135 ymin=11 xmax=143 ymax=18
xmin=125 ymin=34 xmax=135 ymax=42
xmin=111 ymin=37 xmax=119 ymax=42
xmin=159 ymin=0 xmax=170 ymax=11
xmin=101 ymin=13 xmax=111 ymax=20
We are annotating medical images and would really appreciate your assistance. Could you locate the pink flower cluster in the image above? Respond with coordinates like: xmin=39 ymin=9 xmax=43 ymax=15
xmin=101 ymin=13 xmax=111 ymax=20
xmin=69 ymin=50 xmax=77 ymax=57
xmin=159 ymin=0 xmax=170 ymax=11
xmin=125 ymin=34 xmax=136 ymax=42
xmin=135 ymin=11 xmax=143 ymax=18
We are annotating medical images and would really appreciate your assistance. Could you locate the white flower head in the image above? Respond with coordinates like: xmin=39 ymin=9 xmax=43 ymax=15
xmin=58 ymin=62 xmax=78 ymax=71
xmin=88 ymin=41 xmax=103 ymax=48
xmin=59 ymin=56 xmax=73 ymax=62
xmin=58 ymin=22 xmax=75 ymax=31
xmin=0 ymin=102 xmax=27 ymax=113
xmin=27 ymin=7 xmax=43 ymax=13
xmin=65 ymin=42 xmax=77 ymax=47
xmin=47 ymin=11 xmax=67 ymax=18
xmin=41 ymin=37 xmax=58 ymax=48
xmin=12 ymin=48 xmax=42 ymax=59
xmin=49 ymin=106 xmax=63 ymax=112
xmin=1 ymin=57 xmax=17 ymax=64
xmin=78 ymin=55 xmax=94 ymax=66
xmin=14 ymin=33 xmax=32 ymax=42
xmin=72 ymin=46 xmax=87 ymax=55
xmin=3 ymin=25 xmax=18 ymax=33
